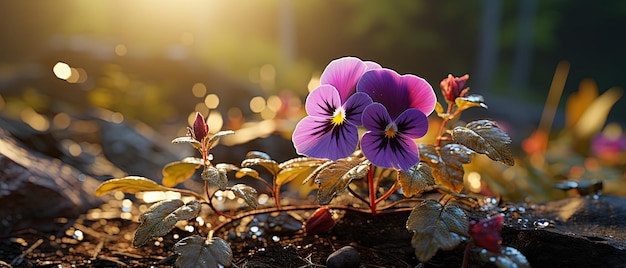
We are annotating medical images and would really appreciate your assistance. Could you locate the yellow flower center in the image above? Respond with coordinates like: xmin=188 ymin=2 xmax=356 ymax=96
xmin=385 ymin=123 xmax=397 ymax=138
xmin=331 ymin=108 xmax=346 ymax=126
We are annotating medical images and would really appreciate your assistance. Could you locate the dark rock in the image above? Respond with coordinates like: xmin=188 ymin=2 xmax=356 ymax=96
xmin=0 ymin=130 xmax=107 ymax=235
xmin=326 ymin=246 xmax=360 ymax=268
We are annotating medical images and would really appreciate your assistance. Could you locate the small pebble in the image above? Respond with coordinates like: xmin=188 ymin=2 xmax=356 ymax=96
xmin=326 ymin=246 xmax=360 ymax=268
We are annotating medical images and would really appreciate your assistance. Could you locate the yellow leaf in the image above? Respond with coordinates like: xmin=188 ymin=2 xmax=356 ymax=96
xmin=162 ymin=159 xmax=202 ymax=187
xmin=573 ymin=87 xmax=623 ymax=139
xmin=565 ymin=78 xmax=598 ymax=128
xmin=95 ymin=176 xmax=167 ymax=196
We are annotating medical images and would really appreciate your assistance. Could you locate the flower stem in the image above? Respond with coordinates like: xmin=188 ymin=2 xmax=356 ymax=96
xmin=375 ymin=180 xmax=399 ymax=205
xmin=462 ymin=241 xmax=474 ymax=268
xmin=368 ymin=164 xmax=377 ymax=215
xmin=273 ymin=177 xmax=282 ymax=210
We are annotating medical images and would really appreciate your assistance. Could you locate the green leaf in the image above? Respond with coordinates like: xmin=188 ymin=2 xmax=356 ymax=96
xmin=206 ymin=130 xmax=235 ymax=149
xmin=172 ymin=136 xmax=202 ymax=150
xmin=133 ymin=199 xmax=201 ymax=247
xmin=397 ymin=162 xmax=435 ymax=197
xmin=315 ymin=157 xmax=369 ymax=205
xmin=406 ymin=200 xmax=469 ymax=263
xmin=241 ymin=158 xmax=280 ymax=175
xmin=479 ymin=246 xmax=531 ymax=268
xmin=276 ymin=157 xmax=328 ymax=186
xmin=419 ymin=144 xmax=474 ymax=193
xmin=161 ymin=157 xmax=203 ymax=187
xmin=230 ymin=184 xmax=258 ymax=208
xmin=455 ymin=94 xmax=487 ymax=112
xmin=173 ymin=235 xmax=233 ymax=268
xmin=201 ymin=166 xmax=228 ymax=190
xmin=451 ymin=120 xmax=515 ymax=166
xmin=95 ymin=176 xmax=167 ymax=196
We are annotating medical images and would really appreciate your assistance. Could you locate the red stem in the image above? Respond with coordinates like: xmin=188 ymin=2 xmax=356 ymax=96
xmin=462 ymin=241 xmax=474 ymax=268
xmin=368 ymin=164 xmax=377 ymax=215
xmin=273 ymin=178 xmax=281 ymax=210
xmin=375 ymin=180 xmax=399 ymax=205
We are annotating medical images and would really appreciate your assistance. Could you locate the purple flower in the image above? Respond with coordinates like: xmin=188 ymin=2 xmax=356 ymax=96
xmin=292 ymin=57 xmax=381 ymax=160
xmin=358 ymin=69 xmax=436 ymax=170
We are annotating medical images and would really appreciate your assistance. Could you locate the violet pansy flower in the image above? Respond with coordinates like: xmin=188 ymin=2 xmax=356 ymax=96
xmin=292 ymin=57 xmax=381 ymax=160
xmin=357 ymin=69 xmax=436 ymax=170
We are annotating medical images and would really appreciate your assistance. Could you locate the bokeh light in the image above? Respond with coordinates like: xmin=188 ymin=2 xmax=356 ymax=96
xmin=53 ymin=62 xmax=72 ymax=80
xmin=249 ymin=96 xmax=265 ymax=113
xmin=192 ymin=83 xmax=207 ymax=98
xmin=204 ymin=93 xmax=219 ymax=109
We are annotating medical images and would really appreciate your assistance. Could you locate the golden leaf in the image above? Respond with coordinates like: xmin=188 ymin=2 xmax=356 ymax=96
xmin=95 ymin=176 xmax=167 ymax=196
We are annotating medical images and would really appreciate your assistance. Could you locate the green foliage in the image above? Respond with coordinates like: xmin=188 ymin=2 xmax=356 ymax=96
xmin=452 ymin=120 xmax=515 ymax=166
xmin=94 ymin=176 xmax=167 ymax=196
xmin=173 ymin=236 xmax=233 ymax=268
xmin=406 ymin=200 xmax=469 ymax=263
xmin=397 ymin=163 xmax=435 ymax=198
xmin=310 ymin=155 xmax=369 ymax=205
xmin=133 ymin=199 xmax=201 ymax=247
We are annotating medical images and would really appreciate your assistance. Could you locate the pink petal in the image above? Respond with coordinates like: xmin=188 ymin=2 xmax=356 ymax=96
xmin=305 ymin=85 xmax=341 ymax=117
xmin=320 ymin=57 xmax=370 ymax=103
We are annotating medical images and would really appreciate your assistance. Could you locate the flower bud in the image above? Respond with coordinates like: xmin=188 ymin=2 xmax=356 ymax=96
xmin=193 ymin=112 xmax=209 ymax=142
xmin=304 ymin=207 xmax=336 ymax=234
xmin=469 ymin=215 xmax=503 ymax=253
xmin=440 ymin=74 xmax=470 ymax=103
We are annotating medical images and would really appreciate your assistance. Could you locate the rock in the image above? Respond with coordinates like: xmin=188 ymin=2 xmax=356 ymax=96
xmin=326 ymin=246 xmax=360 ymax=268
xmin=0 ymin=130 xmax=107 ymax=235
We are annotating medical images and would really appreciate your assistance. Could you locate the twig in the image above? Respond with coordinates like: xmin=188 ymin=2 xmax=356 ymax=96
xmin=10 ymin=238 xmax=43 ymax=266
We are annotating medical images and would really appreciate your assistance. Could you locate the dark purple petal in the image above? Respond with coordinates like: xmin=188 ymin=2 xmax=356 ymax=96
xmin=358 ymin=69 xmax=436 ymax=118
xmin=292 ymin=116 xmax=359 ymax=160
xmin=320 ymin=57 xmax=380 ymax=104
xmin=395 ymin=108 xmax=429 ymax=138
xmin=305 ymin=85 xmax=341 ymax=118
xmin=361 ymin=103 xmax=420 ymax=170
xmin=343 ymin=92 xmax=373 ymax=126
xmin=361 ymin=131 xmax=420 ymax=170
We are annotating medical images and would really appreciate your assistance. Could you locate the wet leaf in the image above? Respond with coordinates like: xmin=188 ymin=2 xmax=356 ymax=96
xmin=215 ymin=163 xmax=239 ymax=172
xmin=172 ymin=136 xmax=202 ymax=150
xmin=246 ymin=151 xmax=272 ymax=160
xmin=469 ymin=215 xmax=503 ymax=253
xmin=95 ymin=176 xmax=167 ymax=196
xmin=206 ymin=130 xmax=235 ymax=149
xmin=316 ymin=158 xmax=369 ymax=205
xmin=276 ymin=158 xmax=328 ymax=186
xmin=304 ymin=206 xmax=336 ymax=234
xmin=479 ymin=246 xmax=531 ymax=268
xmin=235 ymin=167 xmax=260 ymax=179
xmin=133 ymin=199 xmax=201 ymax=247
xmin=452 ymin=120 xmax=514 ymax=166
xmin=406 ymin=200 xmax=469 ymax=263
xmin=455 ymin=94 xmax=487 ymax=112
xmin=174 ymin=235 xmax=233 ymax=268
xmin=241 ymin=158 xmax=280 ymax=175
xmin=161 ymin=157 xmax=203 ymax=187
xmin=397 ymin=162 xmax=435 ymax=197
xmin=201 ymin=166 xmax=228 ymax=190
xmin=419 ymin=144 xmax=473 ymax=193
xmin=230 ymin=184 xmax=258 ymax=208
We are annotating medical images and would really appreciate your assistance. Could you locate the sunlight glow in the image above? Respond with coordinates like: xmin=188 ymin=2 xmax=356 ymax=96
xmin=21 ymin=107 xmax=49 ymax=131
xmin=114 ymin=44 xmax=128 ymax=56
xmin=208 ymin=110 xmax=223 ymax=132
xmin=266 ymin=95 xmax=282 ymax=112
xmin=250 ymin=96 xmax=266 ymax=113
xmin=467 ymin=171 xmax=482 ymax=193
xmin=204 ymin=93 xmax=219 ymax=109
xmin=53 ymin=62 xmax=72 ymax=80
xmin=192 ymin=82 xmax=207 ymax=98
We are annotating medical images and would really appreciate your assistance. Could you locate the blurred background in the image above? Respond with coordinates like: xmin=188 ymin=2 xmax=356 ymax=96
xmin=0 ymin=0 xmax=625 ymax=201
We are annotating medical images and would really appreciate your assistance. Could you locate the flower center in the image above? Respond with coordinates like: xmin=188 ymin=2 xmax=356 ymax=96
xmin=384 ymin=123 xmax=398 ymax=138
xmin=331 ymin=107 xmax=346 ymax=126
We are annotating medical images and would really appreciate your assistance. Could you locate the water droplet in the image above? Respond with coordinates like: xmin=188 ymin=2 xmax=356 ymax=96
xmin=272 ymin=235 xmax=280 ymax=242
xmin=489 ymin=256 xmax=497 ymax=262
xmin=533 ymin=219 xmax=550 ymax=229
xmin=250 ymin=226 xmax=259 ymax=233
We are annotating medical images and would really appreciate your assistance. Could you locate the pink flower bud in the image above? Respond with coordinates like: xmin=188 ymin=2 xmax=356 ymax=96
xmin=304 ymin=207 xmax=336 ymax=234
xmin=193 ymin=112 xmax=209 ymax=142
xmin=440 ymin=74 xmax=470 ymax=103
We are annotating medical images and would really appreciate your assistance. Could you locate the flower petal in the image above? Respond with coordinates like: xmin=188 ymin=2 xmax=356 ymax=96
xmin=361 ymin=103 xmax=420 ymax=170
xmin=321 ymin=57 xmax=373 ymax=103
xmin=395 ymin=108 xmax=429 ymax=138
xmin=361 ymin=131 xmax=420 ymax=171
xmin=292 ymin=116 xmax=359 ymax=160
xmin=305 ymin=85 xmax=341 ymax=117
xmin=358 ymin=69 xmax=436 ymax=118
xmin=343 ymin=92 xmax=373 ymax=126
